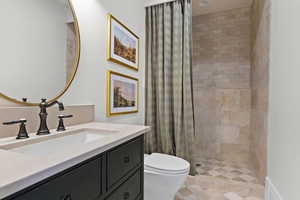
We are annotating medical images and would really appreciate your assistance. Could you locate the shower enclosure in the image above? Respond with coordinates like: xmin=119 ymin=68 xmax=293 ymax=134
xmin=191 ymin=0 xmax=269 ymax=184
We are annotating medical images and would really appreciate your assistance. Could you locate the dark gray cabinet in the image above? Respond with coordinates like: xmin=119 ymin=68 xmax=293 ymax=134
xmin=107 ymin=138 xmax=143 ymax=189
xmin=4 ymin=136 xmax=144 ymax=200
xmin=106 ymin=169 xmax=141 ymax=200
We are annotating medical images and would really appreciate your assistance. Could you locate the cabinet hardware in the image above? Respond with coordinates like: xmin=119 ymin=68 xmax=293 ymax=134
xmin=123 ymin=192 xmax=130 ymax=200
xmin=124 ymin=156 xmax=130 ymax=163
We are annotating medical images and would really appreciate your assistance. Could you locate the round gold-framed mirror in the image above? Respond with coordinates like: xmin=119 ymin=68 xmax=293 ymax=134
xmin=0 ymin=0 xmax=80 ymax=106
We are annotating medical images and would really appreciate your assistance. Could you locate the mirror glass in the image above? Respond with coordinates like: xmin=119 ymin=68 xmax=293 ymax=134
xmin=0 ymin=0 xmax=79 ymax=104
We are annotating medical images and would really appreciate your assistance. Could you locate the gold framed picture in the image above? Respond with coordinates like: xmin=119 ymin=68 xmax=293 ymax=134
xmin=107 ymin=14 xmax=139 ymax=71
xmin=107 ymin=71 xmax=139 ymax=116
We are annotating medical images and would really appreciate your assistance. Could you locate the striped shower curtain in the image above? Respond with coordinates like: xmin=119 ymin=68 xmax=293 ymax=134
xmin=145 ymin=0 xmax=195 ymax=174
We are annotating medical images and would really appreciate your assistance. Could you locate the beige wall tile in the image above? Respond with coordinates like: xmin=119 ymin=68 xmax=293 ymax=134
xmin=217 ymin=125 xmax=240 ymax=144
xmin=192 ymin=7 xmax=252 ymax=165
xmin=250 ymin=0 xmax=270 ymax=183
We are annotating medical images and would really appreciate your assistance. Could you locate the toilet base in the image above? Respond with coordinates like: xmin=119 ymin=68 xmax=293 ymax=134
xmin=144 ymin=171 xmax=187 ymax=200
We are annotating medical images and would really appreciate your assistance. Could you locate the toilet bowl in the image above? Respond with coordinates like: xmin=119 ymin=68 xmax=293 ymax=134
xmin=144 ymin=153 xmax=190 ymax=200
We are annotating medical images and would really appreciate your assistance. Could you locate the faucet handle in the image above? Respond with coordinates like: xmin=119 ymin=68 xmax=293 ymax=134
xmin=59 ymin=115 xmax=73 ymax=119
xmin=3 ymin=119 xmax=26 ymax=125
xmin=57 ymin=115 xmax=73 ymax=132
xmin=3 ymin=119 xmax=29 ymax=139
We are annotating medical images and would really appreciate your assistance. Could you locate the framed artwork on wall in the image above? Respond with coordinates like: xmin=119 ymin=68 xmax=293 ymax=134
xmin=107 ymin=71 xmax=139 ymax=116
xmin=107 ymin=14 xmax=139 ymax=71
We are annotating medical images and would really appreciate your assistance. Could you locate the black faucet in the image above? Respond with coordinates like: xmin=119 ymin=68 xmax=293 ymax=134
xmin=37 ymin=99 xmax=64 ymax=135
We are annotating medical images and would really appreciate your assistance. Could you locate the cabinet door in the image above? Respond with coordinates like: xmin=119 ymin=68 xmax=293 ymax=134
xmin=106 ymin=169 xmax=142 ymax=200
xmin=107 ymin=137 xmax=143 ymax=188
xmin=13 ymin=157 xmax=102 ymax=200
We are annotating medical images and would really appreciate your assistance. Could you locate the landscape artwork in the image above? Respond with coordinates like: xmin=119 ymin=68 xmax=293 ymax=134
xmin=113 ymin=80 xmax=136 ymax=108
xmin=107 ymin=71 xmax=138 ymax=116
xmin=113 ymin=26 xmax=136 ymax=64
xmin=107 ymin=14 xmax=139 ymax=70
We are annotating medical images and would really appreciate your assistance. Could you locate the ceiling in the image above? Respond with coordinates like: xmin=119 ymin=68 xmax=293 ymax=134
xmin=192 ymin=0 xmax=253 ymax=16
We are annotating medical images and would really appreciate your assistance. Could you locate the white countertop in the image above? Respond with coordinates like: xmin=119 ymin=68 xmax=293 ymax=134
xmin=0 ymin=122 xmax=150 ymax=199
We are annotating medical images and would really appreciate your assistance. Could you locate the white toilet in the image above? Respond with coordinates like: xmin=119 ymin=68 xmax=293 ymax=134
xmin=144 ymin=153 xmax=190 ymax=200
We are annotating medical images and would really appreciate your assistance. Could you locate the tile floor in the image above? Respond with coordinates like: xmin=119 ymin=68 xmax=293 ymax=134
xmin=176 ymin=158 xmax=264 ymax=200
xmin=195 ymin=158 xmax=259 ymax=184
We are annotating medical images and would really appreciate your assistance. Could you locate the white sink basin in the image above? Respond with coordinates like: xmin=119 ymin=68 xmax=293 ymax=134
xmin=4 ymin=129 xmax=118 ymax=156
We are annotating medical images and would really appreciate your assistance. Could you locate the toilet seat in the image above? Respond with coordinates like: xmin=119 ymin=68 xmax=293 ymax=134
xmin=144 ymin=153 xmax=190 ymax=175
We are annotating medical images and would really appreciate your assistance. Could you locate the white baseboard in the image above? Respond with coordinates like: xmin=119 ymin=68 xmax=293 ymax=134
xmin=265 ymin=177 xmax=283 ymax=200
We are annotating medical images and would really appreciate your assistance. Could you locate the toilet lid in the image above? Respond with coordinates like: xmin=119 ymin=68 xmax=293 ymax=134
xmin=144 ymin=153 xmax=190 ymax=174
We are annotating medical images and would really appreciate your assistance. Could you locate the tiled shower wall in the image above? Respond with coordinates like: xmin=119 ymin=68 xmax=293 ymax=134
xmin=192 ymin=8 xmax=252 ymax=165
xmin=66 ymin=23 xmax=77 ymax=83
xmin=250 ymin=0 xmax=270 ymax=183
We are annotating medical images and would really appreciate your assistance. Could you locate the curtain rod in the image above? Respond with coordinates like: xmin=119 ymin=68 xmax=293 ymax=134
xmin=145 ymin=0 xmax=176 ymax=7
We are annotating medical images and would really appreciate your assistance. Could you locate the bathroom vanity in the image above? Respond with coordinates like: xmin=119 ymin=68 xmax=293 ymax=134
xmin=0 ymin=123 xmax=150 ymax=200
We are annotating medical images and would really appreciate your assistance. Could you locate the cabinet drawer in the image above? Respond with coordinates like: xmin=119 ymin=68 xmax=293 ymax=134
xmin=107 ymin=137 xmax=143 ymax=188
xmin=14 ymin=157 xmax=102 ymax=200
xmin=106 ymin=169 xmax=141 ymax=200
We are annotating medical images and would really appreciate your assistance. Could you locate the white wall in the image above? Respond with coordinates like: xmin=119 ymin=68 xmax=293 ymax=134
xmin=62 ymin=0 xmax=146 ymax=125
xmin=0 ymin=0 xmax=67 ymax=103
xmin=268 ymin=0 xmax=300 ymax=199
